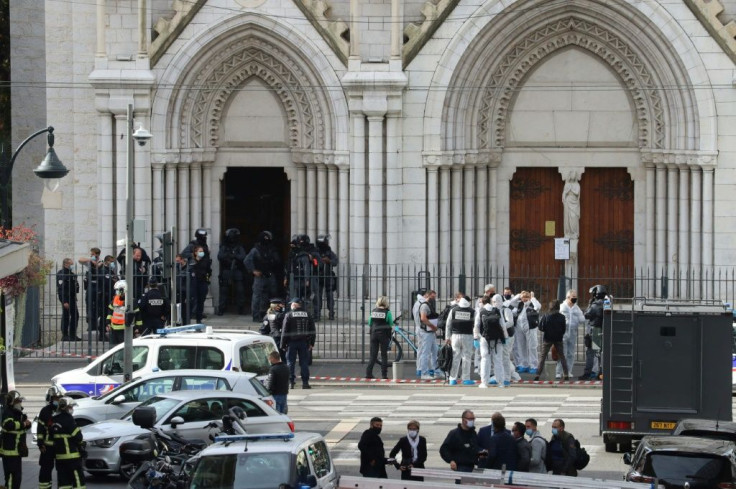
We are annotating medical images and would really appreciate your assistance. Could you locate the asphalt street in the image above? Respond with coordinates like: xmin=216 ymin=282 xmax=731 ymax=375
xmin=8 ymin=359 xmax=736 ymax=488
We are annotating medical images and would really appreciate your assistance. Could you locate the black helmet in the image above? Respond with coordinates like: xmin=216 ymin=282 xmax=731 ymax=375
xmin=148 ymin=276 xmax=159 ymax=286
xmin=195 ymin=228 xmax=208 ymax=240
xmin=290 ymin=235 xmax=298 ymax=246
xmin=57 ymin=397 xmax=77 ymax=412
xmin=5 ymin=390 xmax=23 ymax=407
xmin=297 ymin=234 xmax=310 ymax=246
xmin=46 ymin=386 xmax=63 ymax=402
xmin=317 ymin=234 xmax=330 ymax=245
xmin=589 ymin=284 xmax=609 ymax=300
xmin=225 ymin=228 xmax=240 ymax=240
xmin=257 ymin=231 xmax=273 ymax=243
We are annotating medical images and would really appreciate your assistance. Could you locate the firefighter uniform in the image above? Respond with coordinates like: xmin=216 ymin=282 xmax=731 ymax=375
xmin=1 ymin=391 xmax=30 ymax=489
xmin=37 ymin=396 xmax=59 ymax=489
xmin=52 ymin=399 xmax=86 ymax=489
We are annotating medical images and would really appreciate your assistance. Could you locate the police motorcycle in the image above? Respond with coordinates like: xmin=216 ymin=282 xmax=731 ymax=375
xmin=124 ymin=405 xmax=248 ymax=489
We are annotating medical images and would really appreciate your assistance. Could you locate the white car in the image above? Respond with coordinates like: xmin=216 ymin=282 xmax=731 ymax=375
xmin=188 ymin=433 xmax=337 ymax=489
xmin=52 ymin=324 xmax=278 ymax=398
xmin=82 ymin=390 xmax=293 ymax=477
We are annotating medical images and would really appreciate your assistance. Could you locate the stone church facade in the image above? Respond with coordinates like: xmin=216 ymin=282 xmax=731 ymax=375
xmin=8 ymin=0 xmax=736 ymax=298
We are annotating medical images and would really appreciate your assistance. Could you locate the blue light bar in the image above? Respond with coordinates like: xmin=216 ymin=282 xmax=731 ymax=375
xmin=155 ymin=324 xmax=207 ymax=335
xmin=214 ymin=433 xmax=295 ymax=443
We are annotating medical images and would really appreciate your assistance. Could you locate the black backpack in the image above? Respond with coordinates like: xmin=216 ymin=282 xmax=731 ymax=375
xmin=437 ymin=343 xmax=453 ymax=373
xmin=573 ymin=438 xmax=590 ymax=470
xmin=526 ymin=306 xmax=540 ymax=329
xmin=437 ymin=305 xmax=452 ymax=335
xmin=481 ymin=308 xmax=504 ymax=341
xmin=503 ymin=307 xmax=516 ymax=337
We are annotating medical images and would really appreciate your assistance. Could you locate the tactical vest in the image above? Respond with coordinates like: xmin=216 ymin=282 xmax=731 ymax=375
xmin=370 ymin=308 xmax=391 ymax=335
xmin=450 ymin=307 xmax=474 ymax=335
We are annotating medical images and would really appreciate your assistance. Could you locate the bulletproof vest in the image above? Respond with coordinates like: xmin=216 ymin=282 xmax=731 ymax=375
xmin=370 ymin=308 xmax=391 ymax=333
xmin=480 ymin=308 xmax=503 ymax=340
xmin=451 ymin=306 xmax=474 ymax=335
xmin=266 ymin=311 xmax=284 ymax=336
xmin=142 ymin=289 xmax=165 ymax=318
xmin=284 ymin=310 xmax=312 ymax=340
xmin=585 ymin=300 xmax=604 ymax=328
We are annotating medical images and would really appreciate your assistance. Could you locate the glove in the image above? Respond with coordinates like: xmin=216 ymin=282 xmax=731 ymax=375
xmin=473 ymin=340 xmax=480 ymax=349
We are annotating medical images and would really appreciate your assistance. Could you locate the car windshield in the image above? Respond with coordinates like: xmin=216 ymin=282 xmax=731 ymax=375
xmin=645 ymin=453 xmax=731 ymax=483
xmin=189 ymin=453 xmax=293 ymax=489
xmin=240 ymin=343 xmax=277 ymax=376
xmin=121 ymin=396 xmax=179 ymax=421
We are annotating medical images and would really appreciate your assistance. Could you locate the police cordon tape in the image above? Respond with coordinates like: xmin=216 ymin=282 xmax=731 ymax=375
xmin=11 ymin=345 xmax=100 ymax=360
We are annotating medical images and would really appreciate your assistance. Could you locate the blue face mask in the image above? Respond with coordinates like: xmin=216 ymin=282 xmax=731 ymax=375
xmin=52 ymin=400 xmax=59 ymax=408
xmin=525 ymin=429 xmax=533 ymax=437
xmin=551 ymin=428 xmax=559 ymax=436
xmin=197 ymin=251 xmax=205 ymax=258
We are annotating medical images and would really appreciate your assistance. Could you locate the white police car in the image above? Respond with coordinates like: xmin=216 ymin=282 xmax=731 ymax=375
xmin=188 ymin=433 xmax=337 ymax=489
xmin=51 ymin=324 xmax=278 ymax=398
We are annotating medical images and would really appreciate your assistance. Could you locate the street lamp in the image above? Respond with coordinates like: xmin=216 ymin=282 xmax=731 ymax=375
xmin=0 ymin=126 xmax=69 ymax=394
xmin=0 ymin=126 xmax=69 ymax=229
xmin=124 ymin=104 xmax=151 ymax=382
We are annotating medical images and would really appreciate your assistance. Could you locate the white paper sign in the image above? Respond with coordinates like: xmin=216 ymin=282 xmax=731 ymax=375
xmin=555 ymin=238 xmax=570 ymax=260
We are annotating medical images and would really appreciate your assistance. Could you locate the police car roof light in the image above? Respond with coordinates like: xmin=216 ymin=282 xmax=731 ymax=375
xmin=213 ymin=433 xmax=295 ymax=443
xmin=155 ymin=324 xmax=207 ymax=335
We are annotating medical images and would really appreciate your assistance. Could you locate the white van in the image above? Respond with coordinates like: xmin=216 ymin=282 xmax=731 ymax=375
xmin=51 ymin=324 xmax=279 ymax=398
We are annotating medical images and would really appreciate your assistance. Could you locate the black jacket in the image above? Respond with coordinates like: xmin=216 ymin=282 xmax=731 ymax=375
xmin=137 ymin=288 xmax=169 ymax=325
xmin=51 ymin=411 xmax=84 ymax=460
xmin=389 ymin=435 xmax=427 ymax=469
xmin=36 ymin=403 xmax=56 ymax=450
xmin=267 ymin=362 xmax=290 ymax=396
xmin=484 ymin=430 xmax=517 ymax=470
xmin=358 ymin=428 xmax=387 ymax=477
xmin=1 ymin=405 xmax=27 ymax=456
xmin=57 ymin=268 xmax=79 ymax=304
xmin=549 ymin=430 xmax=577 ymax=476
xmin=439 ymin=425 xmax=479 ymax=468
xmin=281 ymin=309 xmax=316 ymax=347
xmin=540 ymin=312 xmax=567 ymax=342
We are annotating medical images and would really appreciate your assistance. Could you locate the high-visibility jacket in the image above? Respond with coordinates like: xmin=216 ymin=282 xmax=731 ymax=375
xmin=107 ymin=295 xmax=126 ymax=330
xmin=0 ymin=406 xmax=27 ymax=456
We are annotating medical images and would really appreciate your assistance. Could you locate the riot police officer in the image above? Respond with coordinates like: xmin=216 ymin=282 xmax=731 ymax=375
xmin=1 ymin=390 xmax=31 ymax=489
xmin=261 ymin=298 xmax=287 ymax=361
xmin=316 ymin=234 xmax=338 ymax=321
xmin=581 ymin=284 xmax=608 ymax=380
xmin=217 ymin=228 xmax=247 ymax=315
xmin=280 ymin=298 xmax=317 ymax=389
xmin=37 ymin=386 xmax=62 ymax=489
xmin=245 ymin=231 xmax=283 ymax=322
xmin=137 ymin=276 xmax=169 ymax=336
xmin=57 ymin=258 xmax=80 ymax=341
xmin=51 ymin=397 xmax=85 ymax=489
xmin=284 ymin=234 xmax=320 ymax=317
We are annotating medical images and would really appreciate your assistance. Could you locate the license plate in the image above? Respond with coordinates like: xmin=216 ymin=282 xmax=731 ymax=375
xmin=650 ymin=421 xmax=676 ymax=430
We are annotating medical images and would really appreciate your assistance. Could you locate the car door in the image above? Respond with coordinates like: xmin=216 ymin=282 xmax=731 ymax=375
xmin=103 ymin=376 xmax=177 ymax=421
xmin=94 ymin=346 xmax=150 ymax=396
xmin=307 ymin=440 xmax=337 ymax=489
xmin=162 ymin=397 xmax=222 ymax=442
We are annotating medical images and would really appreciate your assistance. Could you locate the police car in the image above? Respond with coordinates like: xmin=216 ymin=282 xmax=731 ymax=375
xmin=187 ymin=433 xmax=337 ymax=489
xmin=51 ymin=324 xmax=279 ymax=398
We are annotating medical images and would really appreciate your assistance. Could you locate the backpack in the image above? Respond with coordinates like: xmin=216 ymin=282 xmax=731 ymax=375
xmin=437 ymin=305 xmax=452 ymax=336
xmin=437 ymin=343 xmax=453 ymax=373
xmin=503 ymin=307 xmax=516 ymax=337
xmin=526 ymin=306 xmax=540 ymax=329
xmin=480 ymin=308 xmax=504 ymax=341
xmin=573 ymin=438 xmax=590 ymax=470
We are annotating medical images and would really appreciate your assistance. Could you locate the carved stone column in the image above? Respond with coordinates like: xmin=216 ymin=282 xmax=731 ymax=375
xmin=297 ymin=163 xmax=306 ymax=234
xmin=702 ymin=167 xmax=714 ymax=297
xmin=337 ymin=162 xmax=350 ymax=264
xmin=678 ymin=166 xmax=690 ymax=295
xmin=451 ymin=166 xmax=462 ymax=272
xmin=463 ymin=164 xmax=475 ymax=274
xmin=190 ymin=162 xmax=202 ymax=228
xmin=317 ymin=163 xmax=328 ymax=235
xmin=98 ymin=113 xmax=114 ymax=253
xmin=165 ymin=163 xmax=176 ymax=232
xmin=645 ymin=163 xmax=656 ymax=293
xmin=177 ymin=163 xmax=190 ymax=247
xmin=690 ymin=166 xmax=702 ymax=299
xmin=151 ymin=162 xmax=164 ymax=238
xmin=327 ymin=164 xmax=338 ymax=237
xmin=439 ymin=166 xmax=451 ymax=273
xmin=655 ymin=165 xmax=667 ymax=288
xmin=349 ymin=113 xmax=366 ymax=265
xmin=475 ymin=164 xmax=487 ymax=269
xmin=667 ymin=166 xmax=678 ymax=279
xmin=203 ymin=162 xmax=213 ymax=234
xmin=306 ymin=164 xmax=317 ymax=238
xmin=367 ymin=115 xmax=385 ymax=270
xmin=426 ymin=164 xmax=439 ymax=266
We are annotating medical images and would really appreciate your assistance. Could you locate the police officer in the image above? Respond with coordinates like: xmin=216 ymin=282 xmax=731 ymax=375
xmin=581 ymin=284 xmax=608 ymax=380
xmin=78 ymin=247 xmax=104 ymax=337
xmin=261 ymin=298 xmax=287 ymax=361
xmin=51 ymin=397 xmax=85 ymax=489
xmin=284 ymin=234 xmax=320 ymax=316
xmin=182 ymin=228 xmax=210 ymax=261
xmin=217 ymin=228 xmax=247 ymax=316
xmin=1 ymin=390 xmax=31 ymax=489
xmin=280 ymin=298 xmax=316 ymax=389
xmin=57 ymin=258 xmax=80 ymax=341
xmin=37 ymin=386 xmax=62 ymax=489
xmin=316 ymin=234 xmax=338 ymax=321
xmin=245 ymin=231 xmax=283 ymax=323
xmin=137 ymin=276 xmax=169 ymax=336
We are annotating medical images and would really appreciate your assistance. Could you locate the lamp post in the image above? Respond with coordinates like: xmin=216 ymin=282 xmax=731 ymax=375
xmin=0 ymin=126 xmax=69 ymax=394
xmin=124 ymin=104 xmax=151 ymax=382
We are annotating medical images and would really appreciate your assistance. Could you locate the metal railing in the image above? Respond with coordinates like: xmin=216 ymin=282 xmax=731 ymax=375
xmin=12 ymin=265 xmax=736 ymax=362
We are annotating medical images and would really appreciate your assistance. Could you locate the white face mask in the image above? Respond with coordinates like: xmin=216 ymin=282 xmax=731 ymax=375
xmin=408 ymin=430 xmax=418 ymax=438
xmin=465 ymin=420 xmax=475 ymax=429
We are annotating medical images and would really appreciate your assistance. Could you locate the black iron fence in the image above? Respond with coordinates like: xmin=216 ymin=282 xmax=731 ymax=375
xmin=11 ymin=265 xmax=736 ymax=362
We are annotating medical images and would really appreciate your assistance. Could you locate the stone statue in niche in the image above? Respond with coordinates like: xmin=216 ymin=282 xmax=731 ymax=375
xmin=562 ymin=177 xmax=581 ymax=240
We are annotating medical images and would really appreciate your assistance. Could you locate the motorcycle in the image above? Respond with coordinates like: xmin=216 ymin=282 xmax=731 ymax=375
xmin=124 ymin=406 xmax=249 ymax=489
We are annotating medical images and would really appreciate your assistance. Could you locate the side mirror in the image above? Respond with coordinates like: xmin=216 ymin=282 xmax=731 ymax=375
xmin=170 ymin=416 xmax=185 ymax=428
xmin=622 ymin=452 xmax=632 ymax=465
xmin=111 ymin=395 xmax=126 ymax=405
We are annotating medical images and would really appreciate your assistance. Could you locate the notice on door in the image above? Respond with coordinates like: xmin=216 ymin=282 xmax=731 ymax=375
xmin=554 ymin=238 xmax=570 ymax=260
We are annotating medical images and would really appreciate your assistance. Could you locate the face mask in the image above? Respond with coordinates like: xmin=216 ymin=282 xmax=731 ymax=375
xmin=91 ymin=256 xmax=97 ymax=261
xmin=525 ymin=429 xmax=533 ymax=437
xmin=571 ymin=298 xmax=578 ymax=304
xmin=372 ymin=426 xmax=382 ymax=435
xmin=68 ymin=408 xmax=74 ymax=416
xmin=52 ymin=401 xmax=59 ymax=408
xmin=551 ymin=428 xmax=559 ymax=436
xmin=14 ymin=403 xmax=22 ymax=410
xmin=109 ymin=263 xmax=116 ymax=271
xmin=408 ymin=430 xmax=418 ymax=438
xmin=465 ymin=420 xmax=475 ymax=429
xmin=504 ymin=294 xmax=512 ymax=301
xmin=197 ymin=251 xmax=205 ymax=258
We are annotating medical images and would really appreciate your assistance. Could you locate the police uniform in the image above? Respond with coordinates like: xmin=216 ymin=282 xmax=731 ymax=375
xmin=137 ymin=286 xmax=169 ymax=335
xmin=1 ymin=396 xmax=29 ymax=489
xmin=261 ymin=300 xmax=287 ymax=361
xmin=57 ymin=266 xmax=80 ymax=340
xmin=52 ymin=407 xmax=85 ymax=489
xmin=365 ymin=307 xmax=394 ymax=379
xmin=280 ymin=302 xmax=316 ymax=388
xmin=37 ymin=400 xmax=58 ymax=489
xmin=316 ymin=237 xmax=338 ymax=321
